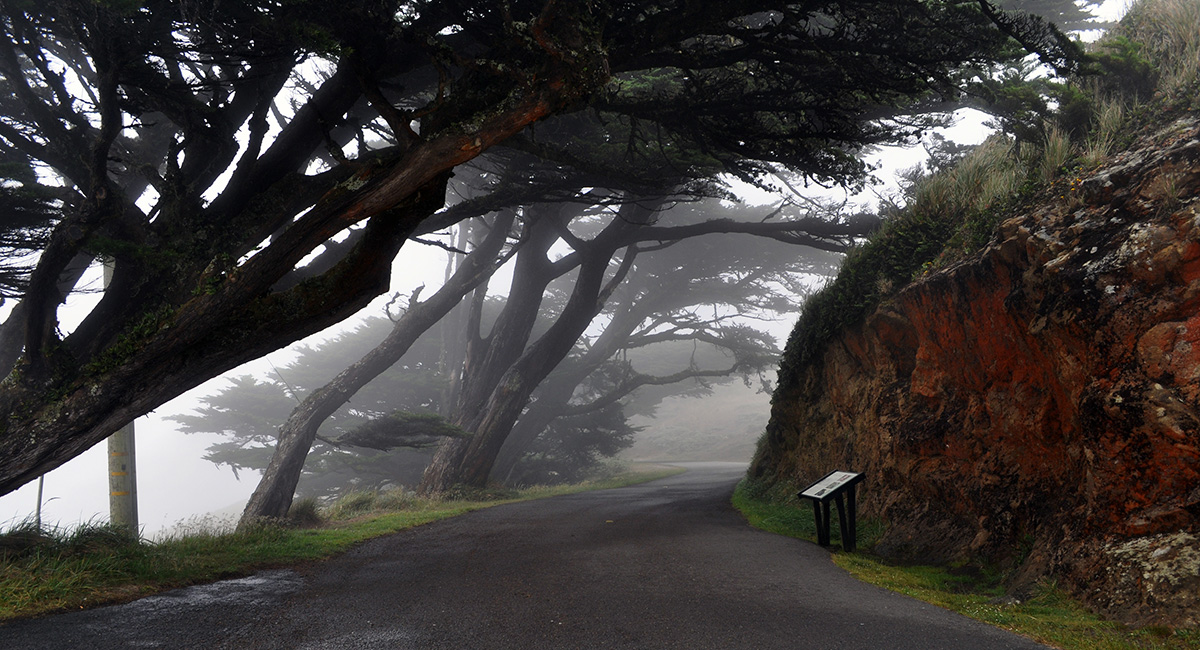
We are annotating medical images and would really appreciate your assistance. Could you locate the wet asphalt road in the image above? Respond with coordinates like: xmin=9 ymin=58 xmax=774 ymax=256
xmin=0 ymin=462 xmax=1050 ymax=649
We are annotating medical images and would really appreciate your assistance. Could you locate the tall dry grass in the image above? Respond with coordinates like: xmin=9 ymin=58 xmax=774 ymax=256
xmin=1122 ymin=0 xmax=1200 ymax=98
xmin=908 ymin=136 xmax=1023 ymax=222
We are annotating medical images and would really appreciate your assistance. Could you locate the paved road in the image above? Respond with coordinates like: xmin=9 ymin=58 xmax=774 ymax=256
xmin=0 ymin=462 xmax=1049 ymax=649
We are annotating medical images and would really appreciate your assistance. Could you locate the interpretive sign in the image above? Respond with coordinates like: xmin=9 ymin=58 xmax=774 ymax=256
xmin=797 ymin=470 xmax=865 ymax=552
xmin=800 ymin=471 xmax=861 ymax=500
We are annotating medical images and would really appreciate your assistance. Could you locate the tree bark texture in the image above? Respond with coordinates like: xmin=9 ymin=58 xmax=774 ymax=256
xmin=489 ymin=305 xmax=647 ymax=481
xmin=454 ymin=251 xmax=616 ymax=487
xmin=452 ymin=204 xmax=566 ymax=420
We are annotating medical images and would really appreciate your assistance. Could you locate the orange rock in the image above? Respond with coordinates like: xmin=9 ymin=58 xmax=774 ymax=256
xmin=753 ymin=117 xmax=1200 ymax=627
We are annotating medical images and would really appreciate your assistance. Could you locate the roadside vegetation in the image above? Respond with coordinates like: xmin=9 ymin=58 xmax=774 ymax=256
xmin=733 ymin=482 xmax=1200 ymax=650
xmin=0 ymin=464 xmax=682 ymax=621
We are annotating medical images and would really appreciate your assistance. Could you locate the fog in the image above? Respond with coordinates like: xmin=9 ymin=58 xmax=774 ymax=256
xmin=0 ymin=112 xmax=987 ymax=537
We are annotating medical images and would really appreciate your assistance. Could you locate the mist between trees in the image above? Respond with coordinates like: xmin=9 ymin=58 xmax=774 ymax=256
xmin=0 ymin=0 xmax=1101 ymax=527
xmin=179 ymin=189 xmax=853 ymax=521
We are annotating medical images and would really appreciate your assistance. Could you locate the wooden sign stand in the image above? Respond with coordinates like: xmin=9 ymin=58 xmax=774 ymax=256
xmin=798 ymin=471 xmax=865 ymax=552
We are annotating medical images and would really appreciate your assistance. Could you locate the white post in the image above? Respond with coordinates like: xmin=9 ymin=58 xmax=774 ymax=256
xmin=108 ymin=424 xmax=137 ymax=535
xmin=35 ymin=475 xmax=44 ymax=529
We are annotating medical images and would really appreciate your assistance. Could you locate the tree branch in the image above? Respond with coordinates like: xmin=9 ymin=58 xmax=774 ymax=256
xmin=560 ymin=362 xmax=744 ymax=418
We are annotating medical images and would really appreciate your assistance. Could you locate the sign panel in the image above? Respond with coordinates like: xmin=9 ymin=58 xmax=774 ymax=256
xmin=799 ymin=471 xmax=861 ymax=500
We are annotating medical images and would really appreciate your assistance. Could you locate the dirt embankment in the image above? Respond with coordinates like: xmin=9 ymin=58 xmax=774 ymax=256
xmin=752 ymin=118 xmax=1200 ymax=627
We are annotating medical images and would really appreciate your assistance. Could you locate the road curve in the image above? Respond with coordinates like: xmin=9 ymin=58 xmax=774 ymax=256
xmin=0 ymin=462 xmax=1049 ymax=649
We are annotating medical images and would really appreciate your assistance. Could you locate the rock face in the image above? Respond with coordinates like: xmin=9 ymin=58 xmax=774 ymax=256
xmin=751 ymin=117 xmax=1200 ymax=627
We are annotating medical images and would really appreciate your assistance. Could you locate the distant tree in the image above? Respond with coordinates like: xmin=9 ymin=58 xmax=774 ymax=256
xmin=169 ymin=317 xmax=448 ymax=497
xmin=488 ymin=213 xmax=839 ymax=484
xmin=230 ymin=206 xmax=829 ymax=498
xmin=240 ymin=209 xmax=515 ymax=518
xmin=999 ymin=0 xmax=1112 ymax=32
xmin=413 ymin=187 xmax=875 ymax=495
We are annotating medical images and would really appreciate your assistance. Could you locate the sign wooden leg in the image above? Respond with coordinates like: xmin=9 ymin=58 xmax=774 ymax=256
xmin=845 ymin=485 xmax=857 ymax=553
xmin=834 ymin=492 xmax=849 ymax=550
xmin=819 ymin=500 xmax=832 ymax=546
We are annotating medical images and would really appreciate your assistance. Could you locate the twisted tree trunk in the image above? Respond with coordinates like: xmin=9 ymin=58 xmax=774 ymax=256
xmin=240 ymin=211 xmax=514 ymax=523
xmin=419 ymin=210 xmax=645 ymax=494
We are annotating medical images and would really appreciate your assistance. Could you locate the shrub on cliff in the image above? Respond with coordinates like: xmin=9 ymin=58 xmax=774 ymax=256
xmin=775 ymin=135 xmax=1027 ymax=394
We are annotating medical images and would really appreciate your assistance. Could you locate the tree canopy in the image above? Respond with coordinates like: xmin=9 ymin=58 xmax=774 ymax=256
xmin=0 ymin=0 xmax=1079 ymax=497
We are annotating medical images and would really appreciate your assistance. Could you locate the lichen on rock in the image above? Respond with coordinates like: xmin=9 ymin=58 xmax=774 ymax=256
xmin=1100 ymin=531 xmax=1200 ymax=627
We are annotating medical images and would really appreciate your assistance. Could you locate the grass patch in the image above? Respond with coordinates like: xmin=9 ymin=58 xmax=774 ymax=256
xmin=732 ymin=482 xmax=1200 ymax=650
xmin=0 ymin=464 xmax=683 ymax=621
xmin=732 ymin=480 xmax=885 ymax=552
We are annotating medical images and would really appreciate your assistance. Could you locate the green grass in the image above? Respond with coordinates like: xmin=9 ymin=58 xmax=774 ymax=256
xmin=731 ymin=480 xmax=886 ymax=553
xmin=732 ymin=481 xmax=1200 ymax=650
xmin=0 ymin=464 xmax=684 ymax=620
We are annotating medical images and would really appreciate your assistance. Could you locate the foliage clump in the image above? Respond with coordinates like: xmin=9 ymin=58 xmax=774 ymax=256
xmin=337 ymin=411 xmax=468 ymax=451
xmin=776 ymin=135 xmax=1026 ymax=386
xmin=286 ymin=497 xmax=324 ymax=528
xmin=505 ymin=404 xmax=639 ymax=487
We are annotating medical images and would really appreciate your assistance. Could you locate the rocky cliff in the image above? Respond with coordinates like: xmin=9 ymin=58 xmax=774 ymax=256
xmin=751 ymin=116 xmax=1200 ymax=627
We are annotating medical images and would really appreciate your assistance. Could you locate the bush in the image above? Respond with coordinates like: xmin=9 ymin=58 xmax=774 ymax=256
xmin=323 ymin=490 xmax=377 ymax=520
xmin=1091 ymin=35 xmax=1158 ymax=101
xmin=287 ymin=497 xmax=324 ymax=528
xmin=372 ymin=488 xmax=417 ymax=511
xmin=0 ymin=520 xmax=54 ymax=560
xmin=61 ymin=523 xmax=139 ymax=554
